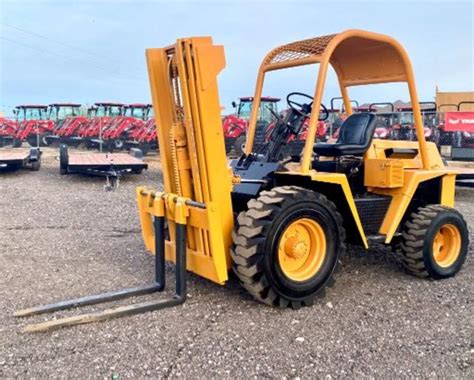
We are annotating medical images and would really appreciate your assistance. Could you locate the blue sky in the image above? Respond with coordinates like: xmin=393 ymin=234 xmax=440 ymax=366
xmin=0 ymin=0 xmax=472 ymax=116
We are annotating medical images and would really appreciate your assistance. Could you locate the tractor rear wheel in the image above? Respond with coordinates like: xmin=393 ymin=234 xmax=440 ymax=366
xmin=139 ymin=142 xmax=151 ymax=156
xmin=231 ymin=135 xmax=246 ymax=157
xmin=113 ymin=139 xmax=125 ymax=151
xmin=232 ymin=186 xmax=345 ymax=309
xmin=399 ymin=205 xmax=469 ymax=279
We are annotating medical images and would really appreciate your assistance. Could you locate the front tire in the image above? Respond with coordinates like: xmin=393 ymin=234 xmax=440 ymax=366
xmin=231 ymin=186 xmax=346 ymax=309
xmin=400 ymin=205 xmax=469 ymax=279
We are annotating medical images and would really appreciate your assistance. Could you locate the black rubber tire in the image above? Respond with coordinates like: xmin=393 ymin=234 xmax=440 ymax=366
xmin=232 ymin=135 xmax=246 ymax=157
xmin=59 ymin=144 xmax=69 ymax=175
xmin=399 ymin=205 xmax=469 ymax=279
xmin=139 ymin=143 xmax=151 ymax=156
xmin=113 ymin=139 xmax=125 ymax=150
xmin=30 ymin=159 xmax=41 ymax=171
xmin=84 ymin=139 xmax=94 ymax=150
xmin=231 ymin=186 xmax=346 ymax=309
xmin=27 ymin=134 xmax=51 ymax=147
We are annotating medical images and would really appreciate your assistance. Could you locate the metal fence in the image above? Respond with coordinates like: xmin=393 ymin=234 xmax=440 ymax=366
xmin=326 ymin=110 xmax=474 ymax=161
xmin=2 ymin=110 xmax=474 ymax=161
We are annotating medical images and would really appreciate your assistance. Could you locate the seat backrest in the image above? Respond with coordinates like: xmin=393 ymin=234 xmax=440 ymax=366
xmin=337 ymin=113 xmax=377 ymax=146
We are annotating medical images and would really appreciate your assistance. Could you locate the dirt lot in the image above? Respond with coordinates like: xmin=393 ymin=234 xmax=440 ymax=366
xmin=0 ymin=147 xmax=473 ymax=378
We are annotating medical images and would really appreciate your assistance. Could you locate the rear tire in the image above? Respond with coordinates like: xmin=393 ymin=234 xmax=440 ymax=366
xmin=113 ymin=139 xmax=124 ymax=150
xmin=232 ymin=186 xmax=345 ymax=309
xmin=139 ymin=142 xmax=151 ymax=156
xmin=399 ymin=205 xmax=469 ymax=279
xmin=232 ymin=135 xmax=246 ymax=157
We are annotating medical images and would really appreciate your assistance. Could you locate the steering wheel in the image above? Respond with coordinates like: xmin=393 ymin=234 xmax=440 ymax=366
xmin=286 ymin=92 xmax=329 ymax=121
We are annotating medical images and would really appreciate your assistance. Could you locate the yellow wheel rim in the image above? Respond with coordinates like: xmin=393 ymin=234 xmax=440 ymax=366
xmin=432 ymin=224 xmax=461 ymax=268
xmin=278 ymin=218 xmax=326 ymax=282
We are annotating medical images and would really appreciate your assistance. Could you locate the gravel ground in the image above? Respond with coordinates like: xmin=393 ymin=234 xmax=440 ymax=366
xmin=0 ymin=147 xmax=473 ymax=378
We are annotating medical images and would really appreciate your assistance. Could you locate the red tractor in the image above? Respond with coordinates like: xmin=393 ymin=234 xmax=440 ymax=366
xmin=45 ymin=103 xmax=84 ymax=146
xmin=262 ymin=93 xmax=330 ymax=160
xmin=390 ymin=102 xmax=438 ymax=143
xmin=102 ymin=103 xmax=152 ymax=151
xmin=223 ymin=96 xmax=280 ymax=156
xmin=0 ymin=117 xmax=18 ymax=147
xmin=78 ymin=102 xmax=125 ymax=149
xmin=368 ymin=102 xmax=396 ymax=139
xmin=13 ymin=105 xmax=53 ymax=147
xmin=126 ymin=117 xmax=157 ymax=155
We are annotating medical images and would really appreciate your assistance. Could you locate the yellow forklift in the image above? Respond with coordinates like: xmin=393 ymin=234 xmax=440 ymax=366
xmin=17 ymin=30 xmax=469 ymax=331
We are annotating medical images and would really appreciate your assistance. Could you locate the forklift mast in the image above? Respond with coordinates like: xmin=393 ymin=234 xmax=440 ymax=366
xmin=140 ymin=37 xmax=234 ymax=284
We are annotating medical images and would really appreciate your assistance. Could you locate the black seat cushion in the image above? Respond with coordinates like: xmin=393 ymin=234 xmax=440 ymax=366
xmin=314 ymin=113 xmax=377 ymax=156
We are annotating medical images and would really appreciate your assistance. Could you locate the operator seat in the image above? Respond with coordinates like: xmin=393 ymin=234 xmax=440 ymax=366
xmin=314 ymin=113 xmax=377 ymax=156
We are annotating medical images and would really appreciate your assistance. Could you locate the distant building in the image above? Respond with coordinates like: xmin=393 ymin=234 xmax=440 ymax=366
xmin=436 ymin=89 xmax=474 ymax=111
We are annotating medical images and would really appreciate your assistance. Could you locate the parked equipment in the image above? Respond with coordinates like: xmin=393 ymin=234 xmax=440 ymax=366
xmin=45 ymin=103 xmax=85 ymax=146
xmin=0 ymin=147 xmax=41 ymax=171
xmin=58 ymin=144 xmax=147 ymax=186
xmin=13 ymin=105 xmax=52 ymax=147
xmin=0 ymin=117 xmax=18 ymax=147
xmin=391 ymin=102 xmax=437 ymax=142
xmin=125 ymin=117 xmax=158 ymax=155
xmin=16 ymin=30 xmax=469 ymax=332
xmin=101 ymin=104 xmax=152 ymax=151
xmin=79 ymin=102 xmax=125 ymax=149
xmin=223 ymin=96 xmax=280 ymax=156
xmin=369 ymin=102 xmax=396 ymax=139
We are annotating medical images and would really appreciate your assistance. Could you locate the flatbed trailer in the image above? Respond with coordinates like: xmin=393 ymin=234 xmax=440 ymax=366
xmin=0 ymin=148 xmax=41 ymax=171
xmin=452 ymin=166 xmax=474 ymax=187
xmin=446 ymin=161 xmax=474 ymax=187
xmin=59 ymin=145 xmax=147 ymax=187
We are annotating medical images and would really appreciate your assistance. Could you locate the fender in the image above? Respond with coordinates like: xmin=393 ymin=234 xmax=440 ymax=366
xmin=275 ymin=170 xmax=368 ymax=248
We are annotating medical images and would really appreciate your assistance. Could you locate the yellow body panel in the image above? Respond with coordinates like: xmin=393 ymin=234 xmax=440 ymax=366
xmin=364 ymin=159 xmax=404 ymax=188
xmin=363 ymin=139 xmax=458 ymax=243
xmin=370 ymin=170 xmax=454 ymax=243
xmin=365 ymin=139 xmax=445 ymax=170
xmin=278 ymin=170 xmax=368 ymax=248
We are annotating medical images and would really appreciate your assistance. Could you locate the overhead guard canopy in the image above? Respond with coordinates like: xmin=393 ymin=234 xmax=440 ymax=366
xmin=247 ymin=29 xmax=430 ymax=170
xmin=261 ymin=30 xmax=408 ymax=86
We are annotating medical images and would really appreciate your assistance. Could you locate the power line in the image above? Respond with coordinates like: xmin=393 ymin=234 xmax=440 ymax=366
xmin=0 ymin=35 xmax=147 ymax=85
xmin=1 ymin=21 xmax=118 ymax=66
xmin=0 ymin=21 xmax=145 ymax=76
